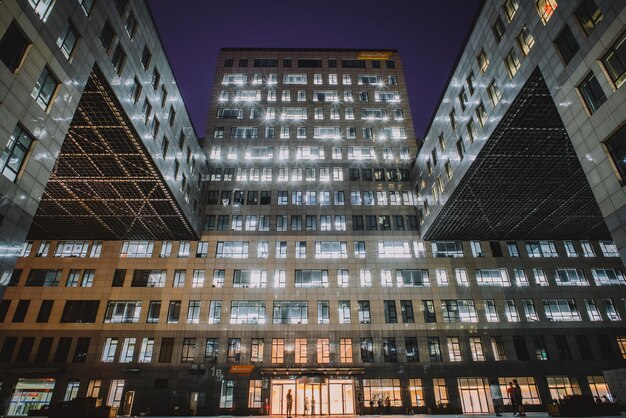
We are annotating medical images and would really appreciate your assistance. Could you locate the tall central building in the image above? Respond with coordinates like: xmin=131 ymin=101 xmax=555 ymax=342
xmin=1 ymin=2 xmax=626 ymax=417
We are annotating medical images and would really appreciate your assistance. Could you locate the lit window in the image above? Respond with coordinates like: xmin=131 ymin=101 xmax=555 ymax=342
xmin=488 ymin=79 xmax=501 ymax=106
xmin=517 ymin=25 xmax=535 ymax=56
xmin=536 ymin=0 xmax=558 ymax=25
xmin=28 ymin=0 xmax=56 ymax=21
xmin=477 ymin=49 xmax=489 ymax=73
xmin=503 ymin=0 xmax=519 ymax=22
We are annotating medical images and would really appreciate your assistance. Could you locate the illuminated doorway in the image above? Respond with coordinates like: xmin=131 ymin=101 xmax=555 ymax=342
xmin=270 ymin=378 xmax=354 ymax=415
xmin=457 ymin=378 xmax=491 ymax=413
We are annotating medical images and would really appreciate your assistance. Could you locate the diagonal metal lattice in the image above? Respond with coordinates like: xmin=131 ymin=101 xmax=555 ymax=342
xmin=422 ymin=68 xmax=610 ymax=241
xmin=27 ymin=66 xmax=197 ymax=240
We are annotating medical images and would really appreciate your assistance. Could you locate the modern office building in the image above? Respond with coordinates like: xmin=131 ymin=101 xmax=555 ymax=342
xmin=1 ymin=1 xmax=626 ymax=418
xmin=0 ymin=0 xmax=206 ymax=282
xmin=415 ymin=0 xmax=626 ymax=260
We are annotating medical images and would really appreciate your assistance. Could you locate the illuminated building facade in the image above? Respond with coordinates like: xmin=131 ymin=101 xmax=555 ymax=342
xmin=1 ymin=1 xmax=626 ymax=417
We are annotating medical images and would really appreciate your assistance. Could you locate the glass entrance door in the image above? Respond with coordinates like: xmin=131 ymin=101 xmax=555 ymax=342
xmin=329 ymin=381 xmax=354 ymax=414
xmin=272 ymin=378 xmax=354 ymax=415
xmin=271 ymin=380 xmax=296 ymax=415
xmin=458 ymin=378 xmax=491 ymax=413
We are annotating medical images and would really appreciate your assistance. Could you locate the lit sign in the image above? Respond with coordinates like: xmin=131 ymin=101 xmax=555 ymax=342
xmin=228 ymin=365 xmax=255 ymax=375
xmin=357 ymin=51 xmax=393 ymax=60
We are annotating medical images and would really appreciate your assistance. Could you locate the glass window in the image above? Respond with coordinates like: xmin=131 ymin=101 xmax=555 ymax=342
xmin=32 ymin=67 xmax=59 ymax=110
xmin=0 ymin=125 xmax=35 ymax=182
xmin=602 ymin=31 xmax=626 ymax=88
xmin=536 ymin=0 xmax=558 ymax=25
xmin=555 ymin=26 xmax=580 ymax=65
xmin=579 ymin=72 xmax=607 ymax=114
xmin=57 ymin=23 xmax=79 ymax=59
xmin=505 ymin=48 xmax=521 ymax=78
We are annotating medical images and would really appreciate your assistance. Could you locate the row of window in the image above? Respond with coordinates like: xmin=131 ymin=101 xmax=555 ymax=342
xmin=216 ymin=106 xmax=404 ymax=121
xmin=212 ymin=127 xmax=408 ymax=141
xmin=14 ymin=239 xmax=619 ymax=261
xmin=207 ymin=166 xmax=412 ymax=183
xmin=208 ymin=191 xmax=415 ymax=208
xmin=224 ymin=57 xmax=396 ymax=69
xmin=204 ymin=214 xmax=419 ymax=232
xmin=221 ymin=70 xmax=397 ymax=87
xmin=2 ymin=331 xmax=623 ymax=367
xmin=9 ymin=264 xmax=626 ymax=291
xmin=3 ymin=293 xmax=624 ymax=327
xmin=218 ymin=89 xmax=401 ymax=103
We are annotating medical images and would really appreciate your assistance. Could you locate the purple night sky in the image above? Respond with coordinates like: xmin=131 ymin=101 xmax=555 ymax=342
xmin=148 ymin=0 xmax=482 ymax=140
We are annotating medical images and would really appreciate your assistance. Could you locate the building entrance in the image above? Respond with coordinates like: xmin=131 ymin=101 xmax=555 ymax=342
xmin=270 ymin=378 xmax=354 ymax=415
xmin=457 ymin=378 xmax=491 ymax=413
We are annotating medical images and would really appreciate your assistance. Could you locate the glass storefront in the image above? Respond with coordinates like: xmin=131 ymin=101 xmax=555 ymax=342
xmin=270 ymin=378 xmax=354 ymax=415
xmin=7 ymin=378 xmax=56 ymax=416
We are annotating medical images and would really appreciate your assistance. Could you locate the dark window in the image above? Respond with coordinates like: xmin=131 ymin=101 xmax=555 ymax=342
xmin=260 ymin=191 xmax=271 ymax=205
xmin=352 ymin=216 xmax=364 ymax=231
xmin=0 ymin=300 xmax=10 ymax=322
xmin=575 ymin=335 xmax=593 ymax=359
xmin=298 ymin=58 xmax=322 ymax=68
xmin=224 ymin=58 xmax=233 ymax=67
xmin=328 ymin=59 xmax=337 ymax=68
xmin=283 ymin=58 xmax=291 ymax=67
xmin=60 ymin=300 xmax=99 ymax=323
xmin=554 ymin=335 xmax=572 ymax=360
xmin=0 ymin=337 xmax=17 ymax=362
xmin=124 ymin=13 xmax=137 ymax=38
xmin=394 ymin=215 xmax=404 ymax=231
xmin=401 ymin=300 xmax=414 ymax=323
xmin=605 ymin=124 xmax=626 ymax=181
xmin=239 ymin=58 xmax=248 ymax=67
xmin=73 ymin=337 xmax=90 ymax=362
xmin=16 ymin=337 xmax=35 ymax=362
xmin=53 ymin=337 xmax=72 ymax=362
xmin=384 ymin=301 xmax=397 ymax=323
xmin=253 ymin=58 xmax=278 ymax=67
xmin=112 ymin=269 xmax=126 ymax=287
xmin=111 ymin=45 xmax=126 ymax=75
xmin=362 ymin=169 xmax=373 ymax=181
xmin=12 ymin=300 xmax=30 ymax=323
xmin=407 ymin=216 xmax=418 ymax=230
xmin=366 ymin=215 xmax=377 ymax=231
xmin=532 ymin=335 xmax=549 ymax=360
xmin=25 ymin=269 xmax=61 ymax=287
xmin=382 ymin=337 xmax=397 ymax=362
xmin=385 ymin=60 xmax=395 ymax=69
xmin=578 ymin=72 xmax=606 ymax=114
xmin=141 ymin=46 xmax=151 ymax=70
xmin=1 ymin=125 xmax=36 ymax=182
xmin=99 ymin=21 xmax=115 ymax=52
xmin=602 ymin=31 xmax=625 ymax=88
xmin=489 ymin=242 xmax=503 ymax=257
xmin=35 ymin=337 xmax=53 ymax=362
xmin=159 ymin=337 xmax=174 ymax=363
xmin=492 ymin=16 xmax=506 ymax=43
xmin=8 ymin=269 xmax=22 ymax=286
xmin=147 ymin=300 xmax=161 ymax=323
xmin=360 ymin=338 xmax=374 ymax=362
xmin=597 ymin=334 xmax=614 ymax=359
xmin=371 ymin=60 xmax=381 ymax=68
xmin=79 ymin=0 xmax=95 ymax=15
xmin=513 ymin=336 xmax=530 ymax=360
xmin=554 ymin=26 xmax=580 ymax=65
xmin=167 ymin=301 xmax=181 ymax=323
xmin=204 ymin=215 xmax=216 ymax=230
xmin=0 ymin=21 xmax=31 ymax=72
xmin=341 ymin=59 xmax=366 ymax=68
xmin=349 ymin=168 xmax=360 ymax=181
xmin=427 ymin=337 xmax=442 ymax=362
xmin=36 ymin=300 xmax=54 ymax=323
xmin=207 ymin=191 xmax=219 ymax=205
xmin=575 ymin=0 xmax=603 ymax=36
xmin=405 ymin=337 xmax=419 ymax=362
xmin=423 ymin=300 xmax=436 ymax=323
